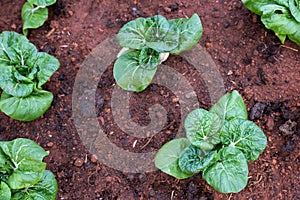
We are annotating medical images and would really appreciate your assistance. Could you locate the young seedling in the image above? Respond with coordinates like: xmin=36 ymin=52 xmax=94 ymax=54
xmin=155 ymin=90 xmax=267 ymax=194
xmin=114 ymin=13 xmax=203 ymax=92
xmin=0 ymin=31 xmax=60 ymax=121
xmin=0 ymin=138 xmax=58 ymax=200
xmin=22 ymin=0 xmax=57 ymax=36
xmin=242 ymin=0 xmax=300 ymax=46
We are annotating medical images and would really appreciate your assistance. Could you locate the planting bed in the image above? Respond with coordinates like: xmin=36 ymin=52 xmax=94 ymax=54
xmin=0 ymin=0 xmax=299 ymax=199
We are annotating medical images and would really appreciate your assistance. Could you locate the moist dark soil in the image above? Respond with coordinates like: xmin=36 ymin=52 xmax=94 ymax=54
xmin=0 ymin=0 xmax=299 ymax=199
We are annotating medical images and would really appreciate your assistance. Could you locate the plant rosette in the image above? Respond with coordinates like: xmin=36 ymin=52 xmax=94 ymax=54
xmin=155 ymin=90 xmax=267 ymax=194
xmin=0 ymin=31 xmax=60 ymax=121
xmin=0 ymin=138 xmax=58 ymax=200
xmin=114 ymin=13 xmax=203 ymax=92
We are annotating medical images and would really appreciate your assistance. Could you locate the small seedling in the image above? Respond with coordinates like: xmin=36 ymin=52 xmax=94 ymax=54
xmin=0 ymin=138 xmax=58 ymax=200
xmin=114 ymin=13 xmax=203 ymax=92
xmin=0 ymin=31 xmax=60 ymax=121
xmin=242 ymin=0 xmax=300 ymax=46
xmin=22 ymin=0 xmax=57 ymax=36
xmin=155 ymin=90 xmax=267 ymax=194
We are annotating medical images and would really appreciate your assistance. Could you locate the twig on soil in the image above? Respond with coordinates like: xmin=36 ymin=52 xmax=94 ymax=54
xmin=46 ymin=28 xmax=55 ymax=38
xmin=140 ymin=135 xmax=154 ymax=150
xmin=280 ymin=45 xmax=299 ymax=52
xmin=171 ymin=190 xmax=175 ymax=200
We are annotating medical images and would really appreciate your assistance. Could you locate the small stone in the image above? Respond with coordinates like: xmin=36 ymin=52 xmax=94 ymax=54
xmin=266 ymin=117 xmax=275 ymax=131
xmin=47 ymin=142 xmax=54 ymax=147
xmin=91 ymin=154 xmax=98 ymax=163
xmin=71 ymin=57 xmax=76 ymax=62
xmin=205 ymin=42 xmax=212 ymax=49
xmin=163 ymin=7 xmax=172 ymax=13
xmin=272 ymin=159 xmax=277 ymax=165
xmin=68 ymin=10 xmax=73 ymax=16
xmin=11 ymin=24 xmax=17 ymax=29
xmin=172 ymin=97 xmax=179 ymax=103
xmin=237 ymin=20 xmax=244 ymax=30
xmin=253 ymin=50 xmax=259 ymax=56
xmin=74 ymin=158 xmax=84 ymax=167
xmin=106 ymin=176 xmax=112 ymax=182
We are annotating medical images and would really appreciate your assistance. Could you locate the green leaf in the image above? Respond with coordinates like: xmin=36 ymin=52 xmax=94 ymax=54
xmin=210 ymin=90 xmax=248 ymax=123
xmin=178 ymin=145 xmax=218 ymax=174
xmin=0 ymin=65 xmax=35 ymax=97
xmin=155 ymin=138 xmax=194 ymax=179
xmin=0 ymin=138 xmax=48 ymax=189
xmin=113 ymin=49 xmax=157 ymax=92
xmin=22 ymin=2 xmax=48 ymax=36
xmin=220 ymin=118 xmax=267 ymax=162
xmin=0 ymin=182 xmax=11 ymax=200
xmin=242 ymin=0 xmax=277 ymax=15
xmin=138 ymin=47 xmax=160 ymax=70
xmin=145 ymin=15 xmax=180 ymax=52
xmin=289 ymin=0 xmax=300 ymax=22
xmin=117 ymin=17 xmax=152 ymax=49
xmin=35 ymin=52 xmax=60 ymax=88
xmin=203 ymin=147 xmax=248 ymax=194
xmin=170 ymin=13 xmax=203 ymax=55
xmin=0 ymin=90 xmax=53 ymax=121
xmin=11 ymin=170 xmax=58 ymax=200
xmin=28 ymin=0 xmax=57 ymax=6
xmin=185 ymin=108 xmax=222 ymax=151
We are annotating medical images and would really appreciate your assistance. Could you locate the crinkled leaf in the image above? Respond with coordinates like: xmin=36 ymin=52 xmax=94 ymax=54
xmin=210 ymin=90 xmax=248 ymax=123
xmin=35 ymin=52 xmax=60 ymax=88
xmin=117 ymin=17 xmax=152 ymax=49
xmin=0 ymin=182 xmax=11 ymax=200
xmin=203 ymin=147 xmax=248 ymax=194
xmin=155 ymin=138 xmax=194 ymax=179
xmin=178 ymin=146 xmax=218 ymax=174
xmin=138 ymin=47 xmax=160 ymax=70
xmin=289 ymin=0 xmax=300 ymax=22
xmin=113 ymin=49 xmax=157 ymax=92
xmin=0 ymin=31 xmax=37 ymax=65
xmin=0 ymin=65 xmax=35 ymax=97
xmin=0 ymin=90 xmax=53 ymax=121
xmin=220 ymin=118 xmax=267 ymax=162
xmin=22 ymin=2 xmax=48 ymax=36
xmin=261 ymin=4 xmax=300 ymax=45
xmin=0 ymin=149 xmax=13 ymax=174
xmin=242 ymin=0 xmax=300 ymax=46
xmin=28 ymin=0 xmax=56 ymax=6
xmin=242 ymin=0 xmax=277 ymax=15
xmin=0 ymin=138 xmax=48 ymax=189
xmin=145 ymin=15 xmax=180 ymax=52
xmin=11 ymin=170 xmax=58 ymax=200
xmin=185 ymin=108 xmax=222 ymax=151
xmin=170 ymin=13 xmax=203 ymax=55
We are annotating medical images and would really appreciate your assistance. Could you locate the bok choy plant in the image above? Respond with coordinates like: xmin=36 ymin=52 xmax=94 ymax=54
xmin=155 ymin=90 xmax=267 ymax=194
xmin=0 ymin=31 xmax=59 ymax=121
xmin=114 ymin=14 xmax=203 ymax=92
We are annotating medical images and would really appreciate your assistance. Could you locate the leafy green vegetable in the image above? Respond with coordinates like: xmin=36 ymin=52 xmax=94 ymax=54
xmin=0 ymin=138 xmax=58 ymax=200
xmin=185 ymin=109 xmax=222 ymax=151
xmin=0 ymin=31 xmax=59 ymax=121
xmin=154 ymin=138 xmax=194 ymax=179
xmin=220 ymin=118 xmax=267 ymax=162
xmin=210 ymin=90 xmax=248 ymax=123
xmin=203 ymin=147 xmax=248 ymax=193
xmin=115 ymin=14 xmax=203 ymax=92
xmin=242 ymin=0 xmax=300 ymax=46
xmin=11 ymin=170 xmax=58 ymax=200
xmin=0 ymin=182 xmax=11 ymax=200
xmin=113 ymin=49 xmax=157 ymax=92
xmin=21 ymin=0 xmax=57 ymax=36
xmin=155 ymin=90 xmax=267 ymax=194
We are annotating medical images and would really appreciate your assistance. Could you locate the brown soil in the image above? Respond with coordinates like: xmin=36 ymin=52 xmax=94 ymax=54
xmin=0 ymin=0 xmax=299 ymax=199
